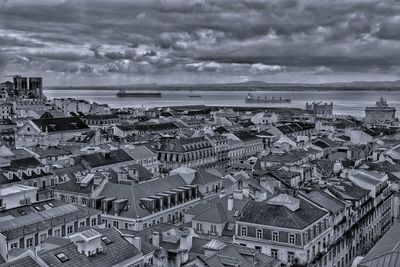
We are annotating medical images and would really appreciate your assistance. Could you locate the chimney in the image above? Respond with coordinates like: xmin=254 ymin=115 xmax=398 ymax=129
xmin=227 ymin=196 xmax=234 ymax=211
xmin=233 ymin=189 xmax=243 ymax=200
xmin=152 ymin=232 xmax=160 ymax=247
xmin=131 ymin=236 xmax=142 ymax=252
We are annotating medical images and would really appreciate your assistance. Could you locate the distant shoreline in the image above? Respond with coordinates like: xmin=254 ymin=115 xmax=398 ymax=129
xmin=45 ymin=85 xmax=400 ymax=91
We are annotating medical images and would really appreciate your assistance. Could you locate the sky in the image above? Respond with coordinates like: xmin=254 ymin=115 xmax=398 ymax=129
xmin=1 ymin=0 xmax=400 ymax=86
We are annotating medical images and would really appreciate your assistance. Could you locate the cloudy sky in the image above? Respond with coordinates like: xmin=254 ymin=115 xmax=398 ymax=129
xmin=1 ymin=0 xmax=400 ymax=86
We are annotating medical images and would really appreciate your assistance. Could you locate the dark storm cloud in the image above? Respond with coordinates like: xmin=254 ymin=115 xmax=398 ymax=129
xmin=0 ymin=0 xmax=400 ymax=84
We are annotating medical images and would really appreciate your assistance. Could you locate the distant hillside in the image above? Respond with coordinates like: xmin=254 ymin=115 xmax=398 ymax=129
xmin=46 ymin=80 xmax=400 ymax=91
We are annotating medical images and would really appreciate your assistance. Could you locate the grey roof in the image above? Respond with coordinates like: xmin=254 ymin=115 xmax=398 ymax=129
xmin=38 ymin=228 xmax=141 ymax=267
xmin=0 ymin=200 xmax=99 ymax=239
xmin=204 ymin=243 xmax=280 ymax=267
xmin=31 ymin=117 xmax=89 ymax=133
xmin=0 ymin=256 xmax=40 ymax=267
xmin=99 ymin=174 xmax=188 ymax=218
xmin=191 ymin=195 xmax=251 ymax=226
xmin=80 ymin=149 xmax=133 ymax=168
xmin=239 ymin=198 xmax=328 ymax=230
xmin=192 ymin=170 xmax=221 ymax=185
xmin=359 ymin=223 xmax=400 ymax=267
xmin=306 ymin=190 xmax=345 ymax=214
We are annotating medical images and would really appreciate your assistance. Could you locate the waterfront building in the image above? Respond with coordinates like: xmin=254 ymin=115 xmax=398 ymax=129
xmin=365 ymin=97 xmax=396 ymax=125
xmin=306 ymin=102 xmax=334 ymax=117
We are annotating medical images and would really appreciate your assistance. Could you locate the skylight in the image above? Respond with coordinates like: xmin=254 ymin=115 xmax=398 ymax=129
xmin=227 ymin=223 xmax=235 ymax=231
xmin=101 ymin=236 xmax=113 ymax=245
xmin=55 ymin=252 xmax=70 ymax=263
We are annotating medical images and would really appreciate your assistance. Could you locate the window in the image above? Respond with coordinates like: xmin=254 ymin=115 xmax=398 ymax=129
xmin=55 ymin=252 xmax=69 ymax=263
xmin=211 ymin=225 xmax=217 ymax=234
xmin=256 ymin=229 xmax=263 ymax=239
xmin=67 ymin=225 xmax=73 ymax=234
xmin=80 ymin=221 xmax=85 ymax=227
xmin=10 ymin=242 xmax=18 ymax=248
xmin=101 ymin=236 xmax=113 ymax=245
xmin=26 ymin=238 xmax=33 ymax=248
xmin=82 ymin=198 xmax=87 ymax=205
xmin=40 ymin=233 xmax=47 ymax=244
xmin=71 ymin=196 xmax=76 ymax=204
xmin=113 ymin=221 xmax=119 ymax=229
xmin=167 ymin=214 xmax=171 ymax=222
xmin=54 ymin=229 xmax=61 ymax=237
xmin=271 ymin=249 xmax=278 ymax=259
xmin=255 ymin=246 xmax=262 ymax=252
xmin=272 ymin=231 xmax=279 ymax=242
xmin=160 ymin=217 xmax=163 ymax=223
xmin=143 ymin=223 xmax=148 ymax=229
xmin=196 ymin=223 xmax=203 ymax=232
xmin=288 ymin=251 xmax=295 ymax=264
xmin=289 ymin=233 xmax=296 ymax=244
xmin=91 ymin=218 xmax=96 ymax=226
xmin=240 ymin=226 xmax=247 ymax=237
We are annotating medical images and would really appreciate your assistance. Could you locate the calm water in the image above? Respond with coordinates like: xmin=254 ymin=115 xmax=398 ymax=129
xmin=43 ymin=89 xmax=400 ymax=117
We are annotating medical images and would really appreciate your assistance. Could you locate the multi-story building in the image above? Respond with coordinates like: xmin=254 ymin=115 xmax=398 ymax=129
xmin=0 ymin=156 xmax=56 ymax=190
xmin=234 ymin=193 xmax=331 ymax=266
xmin=95 ymin=174 xmax=202 ymax=231
xmin=206 ymin=135 xmax=230 ymax=167
xmin=0 ymin=119 xmax=16 ymax=147
xmin=227 ymin=139 xmax=245 ymax=165
xmin=15 ymin=116 xmax=90 ymax=147
xmin=0 ymin=102 xmax=13 ymax=119
xmin=306 ymin=102 xmax=334 ymax=117
xmin=81 ymin=114 xmax=120 ymax=128
xmin=0 ymin=186 xmax=101 ymax=263
xmin=155 ymin=137 xmax=216 ymax=170
xmin=122 ymin=145 xmax=159 ymax=174
xmin=4 ymin=227 xmax=146 ymax=266
xmin=232 ymin=131 xmax=264 ymax=158
xmin=365 ymin=97 xmax=396 ymax=125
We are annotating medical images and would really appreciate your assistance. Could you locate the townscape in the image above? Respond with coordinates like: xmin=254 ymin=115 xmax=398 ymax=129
xmin=0 ymin=75 xmax=398 ymax=267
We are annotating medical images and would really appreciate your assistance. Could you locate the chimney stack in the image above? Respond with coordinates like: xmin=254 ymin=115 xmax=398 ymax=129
xmin=152 ymin=231 xmax=160 ymax=247
xmin=227 ymin=196 xmax=234 ymax=211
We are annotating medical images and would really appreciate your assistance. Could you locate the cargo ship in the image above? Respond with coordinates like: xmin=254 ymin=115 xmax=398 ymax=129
xmin=116 ymin=90 xmax=162 ymax=97
xmin=245 ymin=93 xmax=291 ymax=103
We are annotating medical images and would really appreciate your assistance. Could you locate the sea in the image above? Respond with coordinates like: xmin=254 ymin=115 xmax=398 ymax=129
xmin=43 ymin=89 xmax=400 ymax=118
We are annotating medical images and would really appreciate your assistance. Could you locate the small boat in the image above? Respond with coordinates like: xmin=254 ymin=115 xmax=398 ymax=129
xmin=245 ymin=93 xmax=291 ymax=103
xmin=188 ymin=95 xmax=202 ymax=98
xmin=116 ymin=90 xmax=162 ymax=97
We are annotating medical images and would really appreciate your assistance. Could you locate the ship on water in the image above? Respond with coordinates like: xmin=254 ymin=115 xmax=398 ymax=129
xmin=116 ymin=89 xmax=162 ymax=97
xmin=245 ymin=93 xmax=291 ymax=103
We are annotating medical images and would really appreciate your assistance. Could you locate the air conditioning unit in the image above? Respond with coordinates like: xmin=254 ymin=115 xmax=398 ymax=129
xmin=97 ymin=246 xmax=103 ymax=253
